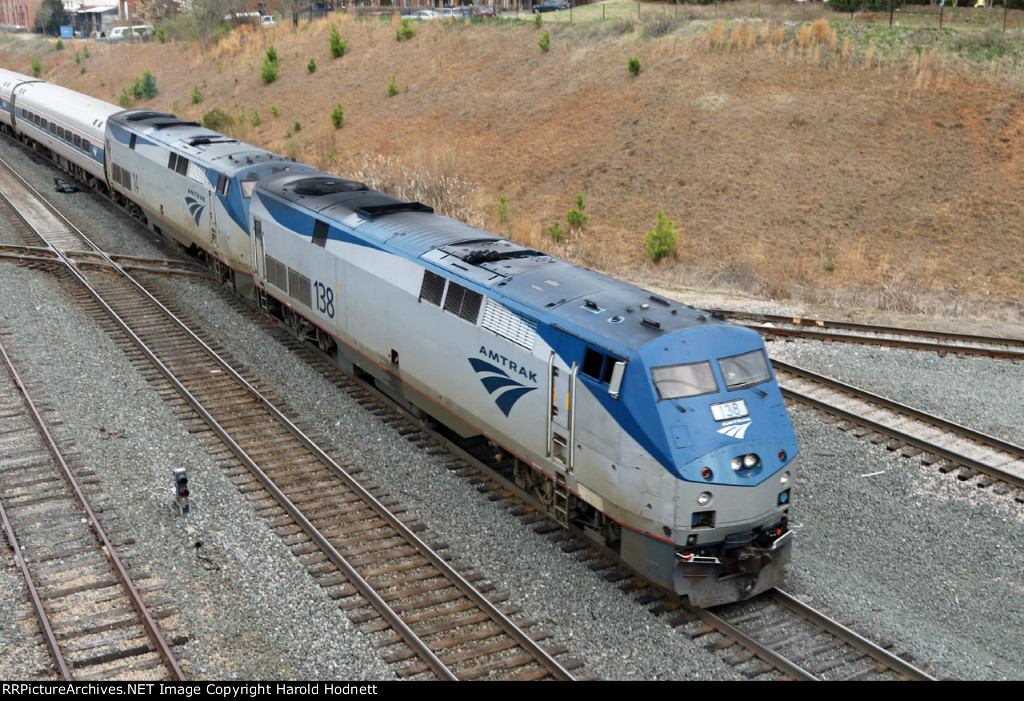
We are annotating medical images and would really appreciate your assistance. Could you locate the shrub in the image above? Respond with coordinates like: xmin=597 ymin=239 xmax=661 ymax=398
xmin=55 ymin=38 xmax=63 ymax=50
xmin=387 ymin=73 xmax=398 ymax=97
xmin=292 ymin=120 xmax=302 ymax=133
xmin=329 ymin=24 xmax=347 ymax=57
xmin=628 ymin=57 xmax=641 ymax=77
xmin=250 ymin=110 xmax=261 ymax=127
xmin=496 ymin=196 xmax=509 ymax=223
xmin=566 ymin=192 xmax=588 ymax=230
xmin=261 ymin=46 xmax=279 ymax=84
xmin=396 ymin=18 xmax=415 ymax=41
xmin=191 ymin=84 xmax=203 ymax=104
xmin=538 ymin=31 xmax=550 ymax=53
xmin=307 ymin=57 xmax=317 ymax=74
xmin=121 ymin=70 xmax=158 ymax=106
xmin=137 ymin=70 xmax=158 ymax=99
xmin=202 ymin=107 xmax=235 ymax=132
xmin=331 ymin=103 xmax=344 ymax=129
xmin=30 ymin=57 xmax=42 ymax=77
xmin=549 ymin=222 xmax=566 ymax=243
xmin=269 ymin=105 xmax=280 ymax=117
xmin=644 ymin=210 xmax=678 ymax=262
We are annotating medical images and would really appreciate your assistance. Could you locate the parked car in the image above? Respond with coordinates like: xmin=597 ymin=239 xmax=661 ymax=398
xmin=533 ymin=0 xmax=569 ymax=12
xmin=260 ymin=15 xmax=276 ymax=27
xmin=107 ymin=25 xmax=154 ymax=42
xmin=409 ymin=9 xmax=439 ymax=19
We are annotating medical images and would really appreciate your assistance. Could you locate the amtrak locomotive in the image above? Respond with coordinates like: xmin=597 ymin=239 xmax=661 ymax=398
xmin=0 ymin=67 xmax=797 ymax=606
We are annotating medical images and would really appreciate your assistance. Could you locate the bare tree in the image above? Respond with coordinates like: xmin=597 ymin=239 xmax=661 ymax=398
xmin=185 ymin=0 xmax=245 ymax=42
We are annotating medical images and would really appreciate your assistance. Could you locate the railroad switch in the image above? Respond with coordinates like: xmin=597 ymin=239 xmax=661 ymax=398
xmin=173 ymin=468 xmax=190 ymax=516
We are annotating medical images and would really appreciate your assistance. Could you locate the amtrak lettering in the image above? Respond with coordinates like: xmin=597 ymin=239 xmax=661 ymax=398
xmin=469 ymin=348 xmax=538 ymax=417
xmin=477 ymin=346 xmax=538 ymax=383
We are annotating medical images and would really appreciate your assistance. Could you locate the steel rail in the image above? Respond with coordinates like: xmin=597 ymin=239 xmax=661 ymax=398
xmin=0 ymin=333 xmax=184 ymax=681
xmin=769 ymin=589 xmax=937 ymax=681
xmin=0 ymin=340 xmax=72 ymax=680
xmin=711 ymin=308 xmax=1024 ymax=349
xmin=773 ymin=360 xmax=1024 ymax=491
xmin=712 ymin=308 xmax=1024 ymax=361
xmin=0 ymin=153 xmax=575 ymax=681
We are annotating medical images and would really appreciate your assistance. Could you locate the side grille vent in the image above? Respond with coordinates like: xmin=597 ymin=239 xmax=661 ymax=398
xmin=288 ymin=268 xmax=312 ymax=309
xmin=419 ymin=270 xmax=446 ymax=307
xmin=480 ymin=299 xmax=536 ymax=350
xmin=266 ymin=256 xmax=288 ymax=292
xmin=443 ymin=282 xmax=483 ymax=324
xmin=111 ymin=163 xmax=132 ymax=190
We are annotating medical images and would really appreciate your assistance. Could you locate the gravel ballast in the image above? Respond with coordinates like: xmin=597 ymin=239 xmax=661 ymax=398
xmin=1 ymin=138 xmax=1022 ymax=680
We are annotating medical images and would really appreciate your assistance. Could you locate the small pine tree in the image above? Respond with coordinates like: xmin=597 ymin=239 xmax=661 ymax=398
xmin=644 ymin=210 xmax=678 ymax=263
xmin=396 ymin=18 xmax=415 ymax=41
xmin=30 ymin=57 xmax=42 ymax=77
xmin=538 ymin=31 xmax=550 ymax=53
xmin=329 ymin=24 xmax=347 ymax=58
xmin=251 ymin=110 xmax=261 ymax=127
xmin=139 ymin=70 xmax=158 ymax=99
xmin=261 ymin=47 xmax=279 ymax=84
xmin=307 ymin=57 xmax=317 ymax=74
xmin=548 ymin=222 xmax=566 ymax=243
xmin=566 ymin=192 xmax=588 ymax=231
xmin=387 ymin=73 xmax=398 ymax=97
xmin=496 ymin=196 xmax=509 ymax=224
xmin=628 ymin=57 xmax=641 ymax=77
xmin=331 ymin=103 xmax=344 ymax=129
xmin=191 ymin=84 xmax=203 ymax=104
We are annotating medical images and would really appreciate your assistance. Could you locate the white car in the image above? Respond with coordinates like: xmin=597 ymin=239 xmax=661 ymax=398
xmin=260 ymin=15 xmax=276 ymax=27
xmin=409 ymin=9 xmax=438 ymax=19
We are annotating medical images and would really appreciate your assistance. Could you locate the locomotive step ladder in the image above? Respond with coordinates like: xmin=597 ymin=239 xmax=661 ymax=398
xmin=553 ymin=472 xmax=570 ymax=528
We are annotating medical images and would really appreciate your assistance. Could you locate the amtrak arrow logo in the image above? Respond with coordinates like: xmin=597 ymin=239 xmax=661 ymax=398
xmin=185 ymin=196 xmax=205 ymax=226
xmin=469 ymin=358 xmax=537 ymax=417
xmin=717 ymin=420 xmax=752 ymax=440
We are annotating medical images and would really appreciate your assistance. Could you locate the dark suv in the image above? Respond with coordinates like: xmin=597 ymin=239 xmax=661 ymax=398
xmin=533 ymin=0 xmax=570 ymax=12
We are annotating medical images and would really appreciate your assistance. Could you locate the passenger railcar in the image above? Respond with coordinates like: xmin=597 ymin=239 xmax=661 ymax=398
xmin=0 ymin=67 xmax=118 ymax=184
xmin=0 ymin=67 xmax=798 ymax=606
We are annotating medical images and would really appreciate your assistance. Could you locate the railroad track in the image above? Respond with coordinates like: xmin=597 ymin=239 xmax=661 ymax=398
xmin=205 ymin=292 xmax=938 ymax=682
xmin=0 ymin=146 xmax=945 ymax=681
xmin=773 ymin=360 xmax=1024 ymax=498
xmin=711 ymin=308 xmax=1024 ymax=362
xmin=687 ymin=589 xmax=936 ymax=680
xmin=0 ymin=328 xmax=186 ymax=681
xmin=0 ymin=154 xmax=582 ymax=681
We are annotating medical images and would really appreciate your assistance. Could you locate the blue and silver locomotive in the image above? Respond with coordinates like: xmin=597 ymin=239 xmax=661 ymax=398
xmin=0 ymin=66 xmax=797 ymax=606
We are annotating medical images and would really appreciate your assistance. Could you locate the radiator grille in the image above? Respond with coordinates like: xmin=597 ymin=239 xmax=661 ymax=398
xmin=480 ymin=299 xmax=537 ymax=350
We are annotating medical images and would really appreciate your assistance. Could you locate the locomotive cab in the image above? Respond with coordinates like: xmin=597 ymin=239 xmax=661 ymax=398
xmin=544 ymin=306 xmax=796 ymax=607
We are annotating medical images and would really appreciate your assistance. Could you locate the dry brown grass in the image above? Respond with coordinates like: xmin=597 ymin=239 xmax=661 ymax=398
xmin=2 ymin=13 xmax=1022 ymax=326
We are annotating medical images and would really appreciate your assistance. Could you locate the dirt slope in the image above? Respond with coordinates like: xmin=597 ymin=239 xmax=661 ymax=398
xmin=4 ymin=11 xmax=1023 ymax=322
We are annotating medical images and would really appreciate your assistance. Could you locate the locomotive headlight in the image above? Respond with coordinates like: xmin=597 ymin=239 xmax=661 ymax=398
xmin=743 ymin=453 xmax=760 ymax=469
xmin=697 ymin=491 xmax=713 ymax=507
xmin=730 ymin=457 xmax=743 ymax=471
xmin=780 ymin=471 xmax=791 ymax=486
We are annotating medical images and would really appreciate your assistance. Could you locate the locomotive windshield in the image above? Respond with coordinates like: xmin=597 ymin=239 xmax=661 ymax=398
xmin=651 ymin=361 xmax=717 ymax=400
xmin=718 ymin=349 xmax=771 ymax=390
